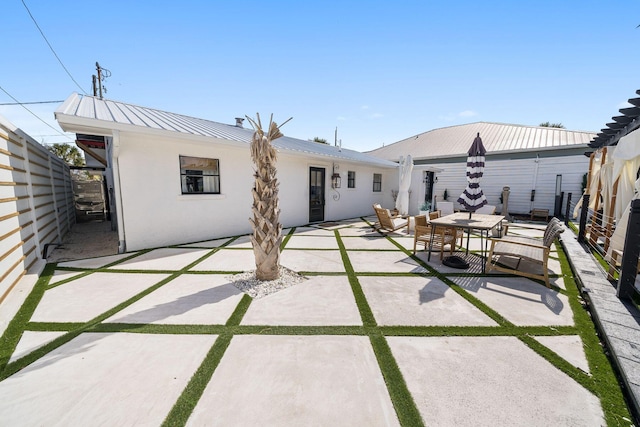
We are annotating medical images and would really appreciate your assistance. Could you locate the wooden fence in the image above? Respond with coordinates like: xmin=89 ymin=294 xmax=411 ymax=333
xmin=0 ymin=115 xmax=74 ymax=303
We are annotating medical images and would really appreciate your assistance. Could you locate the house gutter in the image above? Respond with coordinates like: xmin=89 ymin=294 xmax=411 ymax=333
xmin=111 ymin=130 xmax=126 ymax=253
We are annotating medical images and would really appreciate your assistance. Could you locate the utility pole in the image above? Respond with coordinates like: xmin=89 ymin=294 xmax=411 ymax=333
xmin=92 ymin=62 xmax=111 ymax=99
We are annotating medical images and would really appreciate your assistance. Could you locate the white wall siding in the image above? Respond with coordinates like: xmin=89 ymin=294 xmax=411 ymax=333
xmin=411 ymin=154 xmax=588 ymax=216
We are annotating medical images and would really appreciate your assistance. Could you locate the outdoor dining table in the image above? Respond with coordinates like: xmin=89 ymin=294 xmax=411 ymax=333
xmin=427 ymin=212 xmax=505 ymax=273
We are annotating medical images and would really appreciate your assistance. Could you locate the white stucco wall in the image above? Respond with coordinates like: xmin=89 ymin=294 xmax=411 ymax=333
xmin=115 ymin=132 xmax=397 ymax=250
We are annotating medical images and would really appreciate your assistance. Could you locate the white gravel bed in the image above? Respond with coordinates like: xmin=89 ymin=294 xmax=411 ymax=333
xmin=228 ymin=267 xmax=307 ymax=298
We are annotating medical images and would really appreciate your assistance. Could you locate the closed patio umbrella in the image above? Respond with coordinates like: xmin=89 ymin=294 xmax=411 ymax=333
xmin=458 ymin=133 xmax=488 ymax=217
xmin=395 ymin=155 xmax=413 ymax=216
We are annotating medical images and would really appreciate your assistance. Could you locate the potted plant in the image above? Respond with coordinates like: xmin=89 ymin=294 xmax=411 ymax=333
xmin=419 ymin=201 xmax=430 ymax=216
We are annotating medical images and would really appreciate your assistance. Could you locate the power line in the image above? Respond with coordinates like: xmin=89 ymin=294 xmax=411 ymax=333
xmin=0 ymin=85 xmax=73 ymax=142
xmin=21 ymin=0 xmax=88 ymax=95
xmin=0 ymin=100 xmax=63 ymax=106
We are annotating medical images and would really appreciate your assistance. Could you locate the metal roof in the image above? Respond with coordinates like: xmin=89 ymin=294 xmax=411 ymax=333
xmin=366 ymin=122 xmax=595 ymax=162
xmin=588 ymin=89 xmax=640 ymax=148
xmin=55 ymin=93 xmax=397 ymax=168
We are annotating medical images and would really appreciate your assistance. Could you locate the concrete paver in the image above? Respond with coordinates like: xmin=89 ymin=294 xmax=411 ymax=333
xmin=30 ymin=272 xmax=169 ymax=323
xmin=280 ymin=249 xmax=346 ymax=272
xmin=241 ymin=276 xmax=361 ymax=326
xmin=105 ymin=274 xmax=244 ymax=325
xmin=108 ymin=247 xmax=210 ymax=270
xmin=348 ymin=250 xmax=427 ymax=273
xmin=451 ymin=276 xmax=574 ymax=326
xmin=284 ymin=235 xmax=340 ymax=249
xmin=533 ymin=335 xmax=590 ymax=373
xmin=9 ymin=331 xmax=66 ymax=363
xmin=187 ymin=335 xmax=399 ymax=427
xmin=359 ymin=276 xmax=497 ymax=326
xmin=0 ymin=333 xmax=217 ymax=426
xmin=387 ymin=336 xmax=604 ymax=426
xmin=190 ymin=248 xmax=255 ymax=271
xmin=341 ymin=236 xmax=401 ymax=250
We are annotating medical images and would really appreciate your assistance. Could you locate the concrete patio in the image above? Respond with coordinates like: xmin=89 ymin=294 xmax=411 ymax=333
xmin=0 ymin=217 xmax=630 ymax=426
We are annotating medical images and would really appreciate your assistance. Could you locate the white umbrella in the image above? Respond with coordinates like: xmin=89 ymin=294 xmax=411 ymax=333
xmin=395 ymin=155 xmax=413 ymax=216
xmin=458 ymin=133 xmax=488 ymax=217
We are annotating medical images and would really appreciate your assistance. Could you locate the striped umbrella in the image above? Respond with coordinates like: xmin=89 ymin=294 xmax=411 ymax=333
xmin=458 ymin=133 xmax=488 ymax=216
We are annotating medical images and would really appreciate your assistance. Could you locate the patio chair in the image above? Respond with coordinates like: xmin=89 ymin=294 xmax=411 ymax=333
xmin=374 ymin=206 xmax=408 ymax=234
xmin=413 ymin=215 xmax=456 ymax=260
xmin=486 ymin=218 xmax=564 ymax=287
xmin=430 ymin=210 xmax=464 ymax=247
xmin=438 ymin=201 xmax=454 ymax=216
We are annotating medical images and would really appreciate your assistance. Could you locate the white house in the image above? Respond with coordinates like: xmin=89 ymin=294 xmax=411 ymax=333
xmin=55 ymin=93 xmax=398 ymax=251
xmin=368 ymin=122 xmax=596 ymax=217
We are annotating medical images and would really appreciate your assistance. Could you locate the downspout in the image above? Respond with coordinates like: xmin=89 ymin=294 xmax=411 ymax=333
xmin=111 ymin=130 xmax=126 ymax=253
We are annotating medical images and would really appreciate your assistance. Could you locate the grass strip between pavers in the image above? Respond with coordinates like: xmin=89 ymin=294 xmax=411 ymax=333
xmin=0 ymin=264 xmax=55 ymax=374
xmin=334 ymin=230 xmax=376 ymax=327
xmin=370 ymin=333 xmax=425 ymax=427
xmin=556 ymin=245 xmax=634 ymax=426
xmin=161 ymin=334 xmax=233 ymax=427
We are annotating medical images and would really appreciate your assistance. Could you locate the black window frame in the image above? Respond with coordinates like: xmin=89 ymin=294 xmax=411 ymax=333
xmin=347 ymin=171 xmax=356 ymax=188
xmin=373 ymin=173 xmax=382 ymax=192
xmin=179 ymin=155 xmax=221 ymax=195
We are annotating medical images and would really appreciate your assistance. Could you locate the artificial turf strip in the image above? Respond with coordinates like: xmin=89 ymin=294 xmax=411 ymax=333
xmin=161 ymin=333 xmax=233 ymax=427
xmin=556 ymin=246 xmax=634 ymax=426
xmin=0 ymin=263 xmax=55 ymax=374
xmin=334 ymin=230 xmax=377 ymax=327
xmin=370 ymin=333 xmax=425 ymax=427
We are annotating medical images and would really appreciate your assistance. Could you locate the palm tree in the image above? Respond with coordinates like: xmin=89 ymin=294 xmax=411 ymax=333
xmin=245 ymin=113 xmax=292 ymax=281
xmin=46 ymin=143 xmax=84 ymax=166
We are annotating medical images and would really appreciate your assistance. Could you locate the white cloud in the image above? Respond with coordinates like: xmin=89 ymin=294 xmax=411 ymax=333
xmin=370 ymin=113 xmax=383 ymax=119
xmin=337 ymin=116 xmax=347 ymax=121
xmin=458 ymin=110 xmax=478 ymax=118
xmin=361 ymin=105 xmax=370 ymax=110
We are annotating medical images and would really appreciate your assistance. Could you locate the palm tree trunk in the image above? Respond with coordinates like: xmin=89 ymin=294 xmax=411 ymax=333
xmin=246 ymin=114 xmax=290 ymax=281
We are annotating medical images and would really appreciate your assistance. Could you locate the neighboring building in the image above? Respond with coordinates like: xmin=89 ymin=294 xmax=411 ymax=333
xmin=368 ymin=122 xmax=596 ymax=216
xmin=55 ymin=93 xmax=398 ymax=251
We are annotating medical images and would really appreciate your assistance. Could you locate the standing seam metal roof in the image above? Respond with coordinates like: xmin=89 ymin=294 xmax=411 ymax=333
xmin=366 ymin=122 xmax=596 ymax=161
xmin=55 ymin=93 xmax=397 ymax=168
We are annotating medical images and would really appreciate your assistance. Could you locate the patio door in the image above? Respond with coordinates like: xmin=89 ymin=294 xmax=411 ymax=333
xmin=309 ymin=167 xmax=325 ymax=223
xmin=424 ymin=171 xmax=435 ymax=209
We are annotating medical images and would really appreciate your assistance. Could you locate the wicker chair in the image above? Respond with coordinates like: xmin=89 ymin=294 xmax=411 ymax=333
xmin=486 ymin=218 xmax=564 ymax=287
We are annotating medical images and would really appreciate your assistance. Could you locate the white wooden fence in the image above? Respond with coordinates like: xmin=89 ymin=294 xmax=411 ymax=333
xmin=0 ymin=115 xmax=74 ymax=304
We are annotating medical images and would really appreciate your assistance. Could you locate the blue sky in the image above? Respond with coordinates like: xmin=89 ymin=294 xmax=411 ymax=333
xmin=1 ymin=0 xmax=639 ymax=152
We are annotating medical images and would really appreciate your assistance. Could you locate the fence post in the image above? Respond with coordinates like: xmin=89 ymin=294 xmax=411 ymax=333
xmin=578 ymin=194 xmax=590 ymax=243
xmin=617 ymin=199 xmax=640 ymax=300
xmin=564 ymin=193 xmax=572 ymax=226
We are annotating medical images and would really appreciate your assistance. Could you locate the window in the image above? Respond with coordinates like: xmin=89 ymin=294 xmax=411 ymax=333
xmin=180 ymin=156 xmax=220 ymax=194
xmin=348 ymin=171 xmax=356 ymax=188
xmin=373 ymin=173 xmax=382 ymax=192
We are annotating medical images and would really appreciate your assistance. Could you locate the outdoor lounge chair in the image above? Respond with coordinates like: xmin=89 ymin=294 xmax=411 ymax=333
xmin=486 ymin=218 xmax=564 ymax=287
xmin=374 ymin=206 xmax=408 ymax=234
xmin=414 ymin=214 xmax=456 ymax=260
